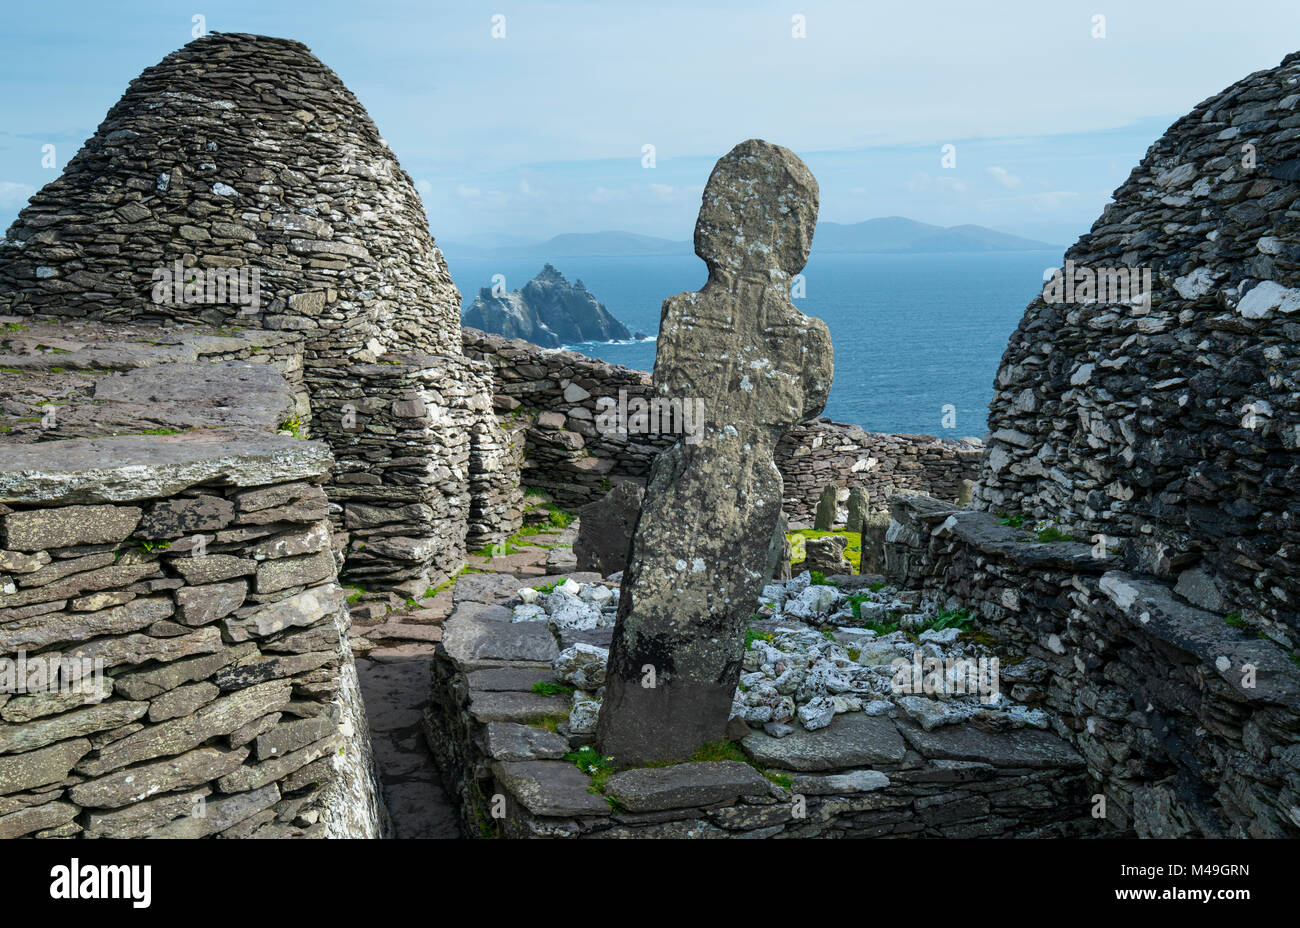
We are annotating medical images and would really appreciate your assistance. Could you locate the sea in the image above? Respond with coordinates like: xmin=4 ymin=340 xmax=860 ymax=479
xmin=445 ymin=251 xmax=1061 ymax=438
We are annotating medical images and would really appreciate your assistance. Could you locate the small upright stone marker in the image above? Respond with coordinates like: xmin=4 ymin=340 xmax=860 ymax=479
xmin=813 ymin=485 xmax=838 ymax=530
xmin=846 ymin=486 xmax=870 ymax=535
xmin=596 ymin=140 xmax=833 ymax=765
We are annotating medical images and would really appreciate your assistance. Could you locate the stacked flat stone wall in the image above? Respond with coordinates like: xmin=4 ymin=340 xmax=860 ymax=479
xmin=777 ymin=422 xmax=981 ymax=523
xmin=0 ymin=431 xmax=385 ymax=838
xmin=463 ymin=328 xmax=980 ymax=517
xmin=885 ymin=493 xmax=1300 ymax=838
xmin=309 ymin=352 xmax=519 ymax=596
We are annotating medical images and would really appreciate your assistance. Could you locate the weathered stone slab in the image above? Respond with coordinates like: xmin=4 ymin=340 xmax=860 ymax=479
xmin=453 ymin=572 xmax=526 ymax=605
xmin=228 ymin=712 xmax=282 ymax=749
xmin=255 ymin=714 xmax=336 ymax=761
xmin=606 ymin=761 xmax=771 ymax=812
xmin=169 ymin=554 xmax=256 ymax=584
xmin=71 ymin=590 xmax=135 ymax=611
xmin=175 ymin=580 xmax=246 ymax=626
xmin=137 ymin=495 xmax=236 ymax=539
xmin=814 ymin=485 xmax=838 ymax=530
xmin=212 ymin=651 xmax=336 ymax=691
xmin=483 ymin=722 xmax=571 ymax=761
xmin=450 ymin=601 xmax=513 ymax=623
xmin=1 ymin=676 xmax=114 ymax=723
xmin=216 ymin=734 xmax=339 ymax=793
xmin=254 ymin=549 xmax=335 ymax=594
xmin=19 ymin=551 xmax=115 ymax=587
xmin=1100 ymin=571 xmax=1300 ymax=704
xmin=0 ymin=699 xmax=149 ymax=754
xmin=82 ymin=786 xmax=211 ymax=838
xmin=790 ymin=769 xmax=891 ymax=795
xmin=248 ymin=521 xmax=331 ymax=560
xmin=0 ymin=549 xmax=49 ymax=574
xmin=111 ymin=642 xmax=256 ymax=700
xmin=466 ymin=666 xmax=557 ymax=692
xmin=741 ymin=712 xmax=906 ymax=771
xmin=846 ymin=487 xmax=870 ymax=535
xmin=573 ymin=482 xmax=643 ymax=576
xmin=557 ymin=626 xmax=614 ymax=652
xmin=90 ymin=360 xmax=296 ymax=433
xmin=0 ymin=800 xmax=78 ymax=839
xmin=2 ymin=504 xmax=141 ymax=551
xmin=0 ymin=597 xmax=173 ymax=652
xmin=0 ymin=430 xmax=332 ymax=506
xmin=895 ymin=719 xmax=1085 ymax=769
xmin=491 ymin=760 xmax=611 ymax=817
xmin=63 ymin=625 xmax=224 ymax=671
xmin=0 ymin=737 xmax=90 ymax=794
xmin=469 ymin=691 xmax=569 ymax=724
xmin=223 ymin=584 xmax=343 ymax=641
xmin=233 ymin=482 xmax=315 ymax=513
xmin=152 ymin=783 xmax=280 ymax=838
xmin=69 ymin=745 xmax=250 ymax=808
xmin=80 ymin=680 xmax=293 ymax=775
xmin=148 ymin=680 xmax=219 ymax=722
xmin=443 ymin=614 xmax=559 ymax=665
xmin=0 ymin=562 xmax=162 ymax=608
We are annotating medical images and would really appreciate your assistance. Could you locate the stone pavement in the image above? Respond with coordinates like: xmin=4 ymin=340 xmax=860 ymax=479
xmin=349 ymin=524 xmax=577 ymax=838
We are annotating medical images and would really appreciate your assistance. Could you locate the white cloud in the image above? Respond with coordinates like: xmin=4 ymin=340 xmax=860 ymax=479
xmin=987 ymin=166 xmax=1021 ymax=189
xmin=456 ymin=184 xmax=481 ymax=199
xmin=1024 ymin=190 xmax=1079 ymax=210
xmin=589 ymin=186 xmax=629 ymax=203
xmin=904 ymin=172 xmax=967 ymax=194
xmin=415 ymin=179 xmax=433 ymax=199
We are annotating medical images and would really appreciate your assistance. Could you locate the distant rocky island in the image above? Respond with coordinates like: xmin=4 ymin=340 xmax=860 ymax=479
xmin=461 ymin=264 xmax=641 ymax=347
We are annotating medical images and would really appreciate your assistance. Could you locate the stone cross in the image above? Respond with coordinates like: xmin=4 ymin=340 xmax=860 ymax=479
xmin=595 ymin=140 xmax=833 ymax=765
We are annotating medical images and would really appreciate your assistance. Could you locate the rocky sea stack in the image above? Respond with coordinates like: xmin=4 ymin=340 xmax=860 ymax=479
xmin=462 ymin=264 xmax=634 ymax=347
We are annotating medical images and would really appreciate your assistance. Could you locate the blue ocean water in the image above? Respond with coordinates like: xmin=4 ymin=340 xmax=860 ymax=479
xmin=446 ymin=251 xmax=1059 ymax=437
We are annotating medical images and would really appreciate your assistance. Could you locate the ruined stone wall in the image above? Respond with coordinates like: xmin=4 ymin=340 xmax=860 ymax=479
xmin=424 ymin=573 xmax=1092 ymax=839
xmin=885 ymin=494 xmax=1300 ymax=838
xmin=463 ymin=328 xmax=980 ymax=517
xmin=0 ymin=431 xmax=386 ymax=838
xmin=973 ymin=52 xmax=1300 ymax=642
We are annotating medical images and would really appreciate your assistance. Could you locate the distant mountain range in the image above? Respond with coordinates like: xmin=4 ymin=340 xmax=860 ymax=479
xmin=440 ymin=217 xmax=1058 ymax=260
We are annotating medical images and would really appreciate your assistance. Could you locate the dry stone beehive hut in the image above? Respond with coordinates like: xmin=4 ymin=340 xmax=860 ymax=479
xmin=0 ymin=32 xmax=520 ymax=596
xmin=889 ymin=52 xmax=1300 ymax=837
xmin=974 ymin=53 xmax=1300 ymax=641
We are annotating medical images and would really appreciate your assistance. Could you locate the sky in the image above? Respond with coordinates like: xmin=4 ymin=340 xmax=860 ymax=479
xmin=1 ymin=0 xmax=1298 ymax=247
